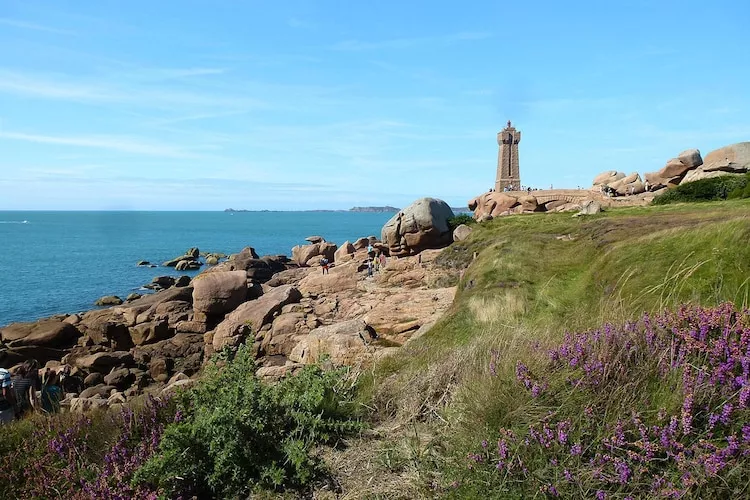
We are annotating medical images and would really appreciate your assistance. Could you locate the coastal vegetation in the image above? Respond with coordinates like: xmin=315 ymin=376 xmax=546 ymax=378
xmin=1 ymin=198 xmax=749 ymax=498
xmin=446 ymin=213 xmax=475 ymax=232
xmin=652 ymin=173 xmax=750 ymax=205
xmin=351 ymin=197 xmax=750 ymax=497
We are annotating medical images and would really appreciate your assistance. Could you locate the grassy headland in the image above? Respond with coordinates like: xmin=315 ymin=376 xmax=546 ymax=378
xmin=349 ymin=198 xmax=750 ymax=498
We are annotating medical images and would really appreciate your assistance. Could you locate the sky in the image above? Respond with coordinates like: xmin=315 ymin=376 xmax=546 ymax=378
xmin=0 ymin=0 xmax=748 ymax=210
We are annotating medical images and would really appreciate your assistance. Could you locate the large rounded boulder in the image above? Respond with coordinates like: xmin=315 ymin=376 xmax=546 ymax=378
xmin=381 ymin=198 xmax=454 ymax=257
xmin=191 ymin=271 xmax=247 ymax=316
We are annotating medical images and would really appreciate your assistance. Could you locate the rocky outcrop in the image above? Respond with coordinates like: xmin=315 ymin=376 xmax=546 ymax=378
xmin=3 ymin=232 xmax=460 ymax=412
xmin=381 ymin=198 xmax=454 ymax=257
xmin=592 ymin=171 xmax=625 ymax=187
xmin=289 ymin=319 xmax=374 ymax=366
xmin=95 ymin=295 xmax=123 ymax=306
xmin=192 ymin=271 xmax=247 ymax=317
xmin=163 ymin=247 xmax=202 ymax=268
xmin=291 ymin=241 xmax=337 ymax=267
xmin=1 ymin=319 xmax=80 ymax=348
xmin=643 ymin=149 xmax=704 ymax=189
xmin=468 ymin=191 xmax=549 ymax=219
xmin=680 ymin=142 xmax=750 ymax=184
xmin=334 ymin=241 xmax=356 ymax=262
xmin=211 ymin=285 xmax=302 ymax=351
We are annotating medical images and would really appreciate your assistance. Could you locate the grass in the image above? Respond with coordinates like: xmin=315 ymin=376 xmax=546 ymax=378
xmin=343 ymin=198 xmax=750 ymax=497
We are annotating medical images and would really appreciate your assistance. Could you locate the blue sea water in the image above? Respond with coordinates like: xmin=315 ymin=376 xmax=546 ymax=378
xmin=0 ymin=211 xmax=395 ymax=327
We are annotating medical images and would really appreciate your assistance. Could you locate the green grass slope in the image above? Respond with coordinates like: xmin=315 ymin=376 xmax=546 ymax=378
xmin=354 ymin=199 xmax=750 ymax=498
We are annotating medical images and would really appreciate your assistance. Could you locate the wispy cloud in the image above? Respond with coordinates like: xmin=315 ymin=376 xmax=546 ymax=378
xmin=0 ymin=69 xmax=269 ymax=112
xmin=0 ymin=17 xmax=76 ymax=36
xmin=330 ymin=31 xmax=492 ymax=51
xmin=0 ymin=131 xmax=202 ymax=158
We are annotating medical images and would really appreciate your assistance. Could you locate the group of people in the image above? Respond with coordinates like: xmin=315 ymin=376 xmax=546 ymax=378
xmin=366 ymin=244 xmax=387 ymax=277
xmin=489 ymin=185 xmax=543 ymax=193
xmin=0 ymin=359 xmax=65 ymax=424
xmin=319 ymin=244 xmax=388 ymax=278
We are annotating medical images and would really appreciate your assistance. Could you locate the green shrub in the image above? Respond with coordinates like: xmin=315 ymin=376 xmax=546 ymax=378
xmin=728 ymin=176 xmax=750 ymax=199
xmin=447 ymin=213 xmax=475 ymax=232
xmin=653 ymin=174 xmax=750 ymax=205
xmin=133 ymin=346 xmax=363 ymax=497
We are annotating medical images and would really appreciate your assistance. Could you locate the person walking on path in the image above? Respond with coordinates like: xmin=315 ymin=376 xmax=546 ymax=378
xmin=320 ymin=257 xmax=329 ymax=275
xmin=0 ymin=368 xmax=16 ymax=424
xmin=367 ymin=258 xmax=373 ymax=277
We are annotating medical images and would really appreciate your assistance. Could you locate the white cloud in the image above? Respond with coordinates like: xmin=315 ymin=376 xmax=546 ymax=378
xmin=0 ymin=131 xmax=201 ymax=158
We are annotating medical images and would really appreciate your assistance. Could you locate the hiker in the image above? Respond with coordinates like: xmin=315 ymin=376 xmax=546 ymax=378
xmin=379 ymin=252 xmax=386 ymax=269
xmin=367 ymin=258 xmax=373 ymax=277
xmin=41 ymin=369 xmax=63 ymax=414
xmin=12 ymin=360 xmax=38 ymax=418
xmin=320 ymin=257 xmax=329 ymax=275
xmin=373 ymin=252 xmax=380 ymax=272
xmin=0 ymin=368 xmax=16 ymax=424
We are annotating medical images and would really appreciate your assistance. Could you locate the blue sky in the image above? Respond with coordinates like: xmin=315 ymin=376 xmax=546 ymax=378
xmin=1 ymin=0 xmax=748 ymax=210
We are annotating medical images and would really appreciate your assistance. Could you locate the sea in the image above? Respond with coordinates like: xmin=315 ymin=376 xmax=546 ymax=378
xmin=0 ymin=211 xmax=397 ymax=327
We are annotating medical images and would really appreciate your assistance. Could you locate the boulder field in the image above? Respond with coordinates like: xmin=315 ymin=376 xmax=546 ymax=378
xmin=0 ymin=198 xmax=459 ymax=412
xmin=595 ymin=141 xmax=750 ymax=193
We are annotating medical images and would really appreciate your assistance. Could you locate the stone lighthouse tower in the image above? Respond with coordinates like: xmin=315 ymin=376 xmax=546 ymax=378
xmin=495 ymin=120 xmax=521 ymax=191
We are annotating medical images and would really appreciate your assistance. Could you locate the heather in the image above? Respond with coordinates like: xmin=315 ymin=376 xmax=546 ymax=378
xmin=451 ymin=303 xmax=750 ymax=498
xmin=0 ymin=346 xmax=362 ymax=498
xmin=0 ymin=397 xmax=173 ymax=499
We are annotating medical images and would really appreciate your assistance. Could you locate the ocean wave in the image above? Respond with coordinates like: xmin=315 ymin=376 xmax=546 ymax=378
xmin=0 ymin=220 xmax=29 ymax=224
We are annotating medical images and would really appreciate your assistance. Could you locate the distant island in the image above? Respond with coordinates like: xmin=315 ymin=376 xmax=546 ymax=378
xmin=224 ymin=206 xmax=401 ymax=213
xmin=348 ymin=206 xmax=400 ymax=213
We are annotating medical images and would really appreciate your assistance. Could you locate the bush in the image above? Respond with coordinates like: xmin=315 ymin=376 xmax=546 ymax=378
xmin=447 ymin=213 xmax=475 ymax=232
xmin=728 ymin=176 xmax=750 ymax=199
xmin=652 ymin=174 xmax=750 ymax=205
xmin=133 ymin=346 xmax=363 ymax=497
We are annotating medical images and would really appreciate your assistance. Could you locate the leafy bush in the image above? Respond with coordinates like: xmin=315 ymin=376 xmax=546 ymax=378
xmin=133 ymin=345 xmax=363 ymax=497
xmin=448 ymin=303 xmax=750 ymax=498
xmin=728 ymin=175 xmax=750 ymax=199
xmin=447 ymin=213 xmax=475 ymax=232
xmin=652 ymin=174 xmax=749 ymax=205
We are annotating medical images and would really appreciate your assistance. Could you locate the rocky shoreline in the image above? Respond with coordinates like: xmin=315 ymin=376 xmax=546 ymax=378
xmin=0 ymin=198 xmax=461 ymax=413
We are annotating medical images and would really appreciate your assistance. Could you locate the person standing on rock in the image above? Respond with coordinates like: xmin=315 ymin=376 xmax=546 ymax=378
xmin=367 ymin=258 xmax=373 ymax=277
xmin=0 ymin=368 xmax=16 ymax=424
xmin=320 ymin=257 xmax=329 ymax=275
xmin=379 ymin=252 xmax=386 ymax=270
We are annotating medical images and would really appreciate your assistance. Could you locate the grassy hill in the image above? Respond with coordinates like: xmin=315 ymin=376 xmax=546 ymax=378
xmin=342 ymin=198 xmax=750 ymax=498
